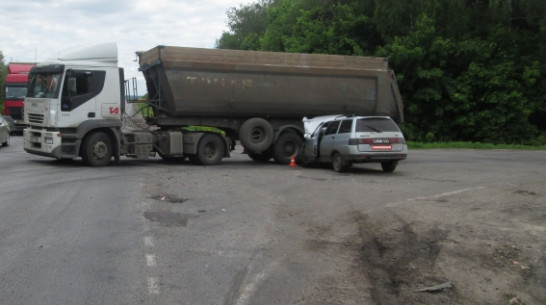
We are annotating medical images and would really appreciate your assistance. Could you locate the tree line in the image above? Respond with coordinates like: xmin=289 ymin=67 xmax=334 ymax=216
xmin=217 ymin=0 xmax=546 ymax=144
xmin=0 ymin=52 xmax=6 ymax=108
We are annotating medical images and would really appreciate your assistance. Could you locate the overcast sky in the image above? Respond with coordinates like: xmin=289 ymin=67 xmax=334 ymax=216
xmin=0 ymin=0 xmax=251 ymax=95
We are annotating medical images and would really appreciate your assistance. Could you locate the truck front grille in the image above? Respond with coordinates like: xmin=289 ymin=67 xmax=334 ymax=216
xmin=27 ymin=113 xmax=44 ymax=124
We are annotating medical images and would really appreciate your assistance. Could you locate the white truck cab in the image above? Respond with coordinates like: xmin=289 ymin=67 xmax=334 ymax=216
xmin=23 ymin=43 xmax=126 ymax=164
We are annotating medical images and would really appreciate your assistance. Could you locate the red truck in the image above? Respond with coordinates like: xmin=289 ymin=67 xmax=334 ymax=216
xmin=3 ymin=63 xmax=35 ymax=133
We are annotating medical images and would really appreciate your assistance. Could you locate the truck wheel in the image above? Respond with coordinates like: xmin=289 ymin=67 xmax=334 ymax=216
xmin=82 ymin=132 xmax=113 ymax=167
xmin=272 ymin=132 xmax=303 ymax=164
xmin=381 ymin=160 xmax=398 ymax=172
xmin=239 ymin=118 xmax=274 ymax=153
xmin=196 ymin=134 xmax=225 ymax=165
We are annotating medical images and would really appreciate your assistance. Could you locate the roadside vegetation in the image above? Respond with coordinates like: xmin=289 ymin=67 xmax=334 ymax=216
xmin=217 ymin=0 xmax=546 ymax=146
xmin=0 ymin=52 xmax=6 ymax=111
xmin=408 ymin=141 xmax=546 ymax=150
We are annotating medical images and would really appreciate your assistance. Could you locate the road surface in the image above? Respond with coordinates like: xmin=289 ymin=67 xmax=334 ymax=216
xmin=1 ymin=136 xmax=544 ymax=304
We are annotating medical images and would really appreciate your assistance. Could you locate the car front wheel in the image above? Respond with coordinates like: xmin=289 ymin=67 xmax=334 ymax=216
xmin=332 ymin=152 xmax=349 ymax=173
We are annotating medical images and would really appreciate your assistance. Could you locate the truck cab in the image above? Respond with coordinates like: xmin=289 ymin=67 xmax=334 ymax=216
xmin=3 ymin=63 xmax=35 ymax=133
xmin=23 ymin=43 xmax=125 ymax=163
xmin=23 ymin=43 xmax=231 ymax=166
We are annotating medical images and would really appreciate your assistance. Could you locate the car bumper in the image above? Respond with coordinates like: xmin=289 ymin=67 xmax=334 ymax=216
xmin=345 ymin=152 xmax=407 ymax=163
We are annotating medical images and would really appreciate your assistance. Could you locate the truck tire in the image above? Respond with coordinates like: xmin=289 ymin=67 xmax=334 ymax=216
xmin=272 ymin=132 xmax=303 ymax=164
xmin=196 ymin=133 xmax=225 ymax=165
xmin=239 ymin=118 xmax=274 ymax=153
xmin=81 ymin=131 xmax=113 ymax=167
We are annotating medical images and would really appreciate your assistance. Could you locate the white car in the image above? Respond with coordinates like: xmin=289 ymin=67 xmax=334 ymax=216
xmin=297 ymin=116 xmax=407 ymax=172
xmin=0 ymin=114 xmax=11 ymax=147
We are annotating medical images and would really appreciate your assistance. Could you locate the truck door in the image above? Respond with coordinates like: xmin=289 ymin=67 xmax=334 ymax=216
xmin=319 ymin=120 xmax=340 ymax=160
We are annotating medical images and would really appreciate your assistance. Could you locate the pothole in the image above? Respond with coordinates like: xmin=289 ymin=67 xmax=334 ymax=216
xmin=150 ymin=195 xmax=189 ymax=204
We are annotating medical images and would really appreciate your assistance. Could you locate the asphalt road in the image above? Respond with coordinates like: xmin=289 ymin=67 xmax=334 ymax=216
xmin=0 ymin=135 xmax=544 ymax=305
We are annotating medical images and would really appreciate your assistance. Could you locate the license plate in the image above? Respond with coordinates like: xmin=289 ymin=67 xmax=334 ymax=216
xmin=373 ymin=138 xmax=390 ymax=144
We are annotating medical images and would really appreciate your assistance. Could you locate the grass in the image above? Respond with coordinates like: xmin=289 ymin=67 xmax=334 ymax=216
xmin=407 ymin=141 xmax=546 ymax=150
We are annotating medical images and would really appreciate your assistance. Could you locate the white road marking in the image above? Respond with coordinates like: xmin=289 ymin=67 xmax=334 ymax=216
xmin=147 ymin=277 xmax=160 ymax=295
xmin=144 ymin=236 xmax=154 ymax=248
xmin=385 ymin=186 xmax=487 ymax=207
xmin=146 ymin=254 xmax=157 ymax=267
xmin=234 ymin=261 xmax=279 ymax=305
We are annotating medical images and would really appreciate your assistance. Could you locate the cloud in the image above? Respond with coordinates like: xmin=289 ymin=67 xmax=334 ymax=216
xmin=1 ymin=0 xmax=251 ymax=94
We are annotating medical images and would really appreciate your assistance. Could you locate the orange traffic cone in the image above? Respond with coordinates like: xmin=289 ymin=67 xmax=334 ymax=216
xmin=289 ymin=155 xmax=297 ymax=167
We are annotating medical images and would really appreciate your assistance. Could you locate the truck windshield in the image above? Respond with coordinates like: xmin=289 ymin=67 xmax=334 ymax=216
xmin=5 ymin=86 xmax=27 ymax=100
xmin=27 ymin=73 xmax=63 ymax=98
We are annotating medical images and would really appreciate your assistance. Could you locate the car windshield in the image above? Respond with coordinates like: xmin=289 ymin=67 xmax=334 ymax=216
xmin=5 ymin=86 xmax=28 ymax=100
xmin=27 ymin=72 xmax=63 ymax=98
xmin=356 ymin=118 xmax=400 ymax=132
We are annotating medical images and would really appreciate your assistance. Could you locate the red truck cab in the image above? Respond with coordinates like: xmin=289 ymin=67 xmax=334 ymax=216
xmin=3 ymin=63 xmax=35 ymax=133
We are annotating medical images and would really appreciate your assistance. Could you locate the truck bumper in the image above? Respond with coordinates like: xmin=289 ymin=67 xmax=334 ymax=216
xmin=23 ymin=128 xmax=64 ymax=160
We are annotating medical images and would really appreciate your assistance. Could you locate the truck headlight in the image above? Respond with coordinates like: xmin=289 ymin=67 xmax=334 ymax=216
xmin=45 ymin=137 xmax=54 ymax=144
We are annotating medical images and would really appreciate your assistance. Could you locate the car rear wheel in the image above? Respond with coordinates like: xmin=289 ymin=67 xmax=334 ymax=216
xmin=381 ymin=160 xmax=398 ymax=172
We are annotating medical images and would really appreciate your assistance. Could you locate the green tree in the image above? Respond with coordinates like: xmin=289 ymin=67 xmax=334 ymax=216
xmin=0 ymin=51 xmax=6 ymax=110
xmin=218 ymin=0 xmax=546 ymax=144
xmin=283 ymin=1 xmax=381 ymax=55
xmin=216 ymin=0 xmax=273 ymax=50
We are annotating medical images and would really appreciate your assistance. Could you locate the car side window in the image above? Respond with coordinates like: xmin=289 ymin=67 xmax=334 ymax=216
xmin=325 ymin=121 xmax=340 ymax=135
xmin=338 ymin=120 xmax=352 ymax=134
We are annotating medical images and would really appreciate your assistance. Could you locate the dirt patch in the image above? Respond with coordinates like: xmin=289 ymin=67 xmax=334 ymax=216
xmin=300 ymin=183 xmax=546 ymax=305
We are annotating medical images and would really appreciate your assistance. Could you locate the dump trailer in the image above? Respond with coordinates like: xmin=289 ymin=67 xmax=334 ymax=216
xmin=23 ymin=43 xmax=404 ymax=166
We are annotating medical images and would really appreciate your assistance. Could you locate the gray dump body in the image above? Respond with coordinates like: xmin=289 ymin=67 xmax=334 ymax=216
xmin=138 ymin=46 xmax=404 ymax=122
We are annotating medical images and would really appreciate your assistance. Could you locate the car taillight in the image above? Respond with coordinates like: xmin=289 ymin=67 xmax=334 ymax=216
xmin=349 ymin=137 xmax=405 ymax=145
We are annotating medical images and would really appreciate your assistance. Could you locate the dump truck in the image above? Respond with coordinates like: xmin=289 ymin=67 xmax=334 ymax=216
xmin=23 ymin=43 xmax=404 ymax=166
xmin=3 ymin=62 xmax=35 ymax=133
